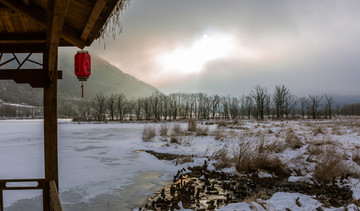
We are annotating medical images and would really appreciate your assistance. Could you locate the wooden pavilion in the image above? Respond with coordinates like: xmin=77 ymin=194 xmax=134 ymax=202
xmin=0 ymin=0 xmax=129 ymax=210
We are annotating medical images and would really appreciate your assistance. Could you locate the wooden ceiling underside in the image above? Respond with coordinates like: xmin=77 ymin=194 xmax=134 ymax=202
xmin=0 ymin=0 xmax=121 ymax=49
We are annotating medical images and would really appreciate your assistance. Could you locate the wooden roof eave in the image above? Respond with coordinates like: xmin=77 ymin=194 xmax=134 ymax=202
xmin=0 ymin=0 xmax=85 ymax=49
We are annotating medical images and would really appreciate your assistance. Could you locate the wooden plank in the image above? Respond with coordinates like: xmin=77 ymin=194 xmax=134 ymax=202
xmin=0 ymin=0 xmax=86 ymax=48
xmin=80 ymin=0 xmax=107 ymax=41
xmin=1 ymin=11 xmax=15 ymax=32
xmin=49 ymin=180 xmax=63 ymax=211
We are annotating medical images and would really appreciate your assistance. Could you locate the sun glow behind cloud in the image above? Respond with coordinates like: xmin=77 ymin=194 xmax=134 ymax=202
xmin=156 ymin=34 xmax=235 ymax=74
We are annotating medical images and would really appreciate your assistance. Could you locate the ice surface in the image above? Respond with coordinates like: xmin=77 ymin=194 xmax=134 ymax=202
xmin=0 ymin=120 xmax=179 ymax=210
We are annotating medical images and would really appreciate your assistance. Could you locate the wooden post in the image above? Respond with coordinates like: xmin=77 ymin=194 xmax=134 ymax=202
xmin=43 ymin=0 xmax=68 ymax=210
xmin=43 ymin=50 xmax=58 ymax=211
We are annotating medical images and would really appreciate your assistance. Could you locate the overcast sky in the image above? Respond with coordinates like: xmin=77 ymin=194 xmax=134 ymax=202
xmin=88 ymin=0 xmax=360 ymax=97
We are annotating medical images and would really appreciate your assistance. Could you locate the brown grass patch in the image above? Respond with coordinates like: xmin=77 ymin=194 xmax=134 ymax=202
xmin=211 ymin=147 xmax=233 ymax=170
xmin=307 ymin=145 xmax=324 ymax=156
xmin=353 ymin=152 xmax=360 ymax=166
xmin=234 ymin=141 xmax=290 ymax=177
xmin=171 ymin=123 xmax=184 ymax=136
xmin=141 ymin=125 xmax=157 ymax=142
xmin=187 ymin=118 xmax=197 ymax=132
xmin=170 ymin=136 xmax=181 ymax=144
xmin=175 ymin=156 xmax=193 ymax=165
xmin=196 ymin=126 xmax=209 ymax=136
xmin=218 ymin=121 xmax=228 ymax=127
xmin=285 ymin=131 xmax=303 ymax=150
xmin=159 ymin=124 xmax=169 ymax=137
xmin=313 ymin=127 xmax=325 ymax=136
xmin=313 ymin=149 xmax=356 ymax=184
xmin=214 ymin=129 xmax=226 ymax=141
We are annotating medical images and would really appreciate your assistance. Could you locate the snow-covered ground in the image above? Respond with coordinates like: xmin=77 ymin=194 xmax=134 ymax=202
xmin=1 ymin=118 xmax=360 ymax=210
xmin=0 ymin=120 xmax=181 ymax=210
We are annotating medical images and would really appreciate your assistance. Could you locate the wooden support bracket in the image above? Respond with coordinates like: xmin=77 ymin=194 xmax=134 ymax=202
xmin=0 ymin=69 xmax=62 ymax=88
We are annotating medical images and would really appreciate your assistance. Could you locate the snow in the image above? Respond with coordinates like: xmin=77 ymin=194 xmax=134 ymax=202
xmin=0 ymin=120 xmax=180 ymax=210
xmin=1 ymin=118 xmax=360 ymax=210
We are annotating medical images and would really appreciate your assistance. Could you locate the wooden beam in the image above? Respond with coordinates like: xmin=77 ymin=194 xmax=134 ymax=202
xmin=47 ymin=0 xmax=68 ymax=75
xmin=0 ymin=0 xmax=86 ymax=48
xmin=0 ymin=43 xmax=46 ymax=52
xmin=22 ymin=0 xmax=29 ymax=6
xmin=0 ymin=33 xmax=46 ymax=44
xmin=0 ymin=69 xmax=61 ymax=88
xmin=80 ymin=0 xmax=107 ymax=41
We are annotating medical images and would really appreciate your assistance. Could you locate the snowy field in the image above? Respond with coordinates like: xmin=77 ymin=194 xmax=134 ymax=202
xmin=1 ymin=118 xmax=360 ymax=210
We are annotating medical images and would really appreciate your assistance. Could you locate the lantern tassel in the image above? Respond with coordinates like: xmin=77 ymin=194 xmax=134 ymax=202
xmin=81 ymin=82 xmax=84 ymax=98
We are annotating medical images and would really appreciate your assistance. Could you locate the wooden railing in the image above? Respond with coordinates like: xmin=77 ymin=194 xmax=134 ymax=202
xmin=0 ymin=179 xmax=62 ymax=211
xmin=49 ymin=180 xmax=62 ymax=211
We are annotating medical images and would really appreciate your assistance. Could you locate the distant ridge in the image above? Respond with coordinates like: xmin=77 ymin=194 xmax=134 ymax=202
xmin=0 ymin=52 xmax=159 ymax=106
xmin=58 ymin=52 xmax=159 ymax=100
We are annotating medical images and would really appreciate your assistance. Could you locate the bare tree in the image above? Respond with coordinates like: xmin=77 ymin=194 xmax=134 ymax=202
xmin=324 ymin=94 xmax=334 ymax=119
xmin=307 ymin=95 xmax=323 ymax=119
xmin=107 ymin=94 xmax=116 ymax=121
xmin=116 ymin=93 xmax=127 ymax=121
xmin=284 ymin=94 xmax=298 ymax=118
xmin=142 ymin=96 xmax=152 ymax=120
xmin=134 ymin=98 xmax=143 ymax=120
xmin=273 ymin=85 xmax=290 ymax=119
xmin=250 ymin=85 xmax=269 ymax=120
xmin=241 ymin=95 xmax=253 ymax=119
xmin=92 ymin=93 xmax=107 ymax=121
xmin=229 ymin=97 xmax=240 ymax=119
xmin=299 ymin=97 xmax=307 ymax=118
xmin=221 ymin=96 xmax=230 ymax=119
xmin=150 ymin=91 xmax=162 ymax=120
xmin=211 ymin=95 xmax=221 ymax=119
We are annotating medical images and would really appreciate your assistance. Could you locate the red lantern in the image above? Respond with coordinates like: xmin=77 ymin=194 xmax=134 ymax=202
xmin=75 ymin=50 xmax=91 ymax=98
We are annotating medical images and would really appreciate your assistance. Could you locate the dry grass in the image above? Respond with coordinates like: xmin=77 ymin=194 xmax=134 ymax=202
xmin=217 ymin=121 xmax=228 ymax=127
xmin=353 ymin=152 xmax=360 ymax=166
xmin=331 ymin=126 xmax=344 ymax=135
xmin=285 ymin=131 xmax=303 ymax=149
xmin=187 ymin=118 xmax=197 ymax=132
xmin=309 ymin=138 xmax=337 ymax=147
xmin=159 ymin=124 xmax=169 ymax=137
xmin=196 ymin=126 xmax=209 ymax=136
xmin=170 ymin=136 xmax=181 ymax=144
xmin=265 ymin=141 xmax=286 ymax=153
xmin=234 ymin=140 xmax=290 ymax=177
xmin=175 ymin=156 xmax=193 ymax=165
xmin=214 ymin=129 xmax=226 ymax=140
xmin=171 ymin=123 xmax=184 ymax=136
xmin=313 ymin=127 xmax=325 ymax=136
xmin=313 ymin=153 xmax=352 ymax=184
xmin=212 ymin=147 xmax=233 ymax=170
xmin=141 ymin=125 xmax=157 ymax=142
xmin=307 ymin=145 xmax=324 ymax=156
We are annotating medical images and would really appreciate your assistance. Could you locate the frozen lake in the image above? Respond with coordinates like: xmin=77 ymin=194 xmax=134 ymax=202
xmin=0 ymin=120 xmax=177 ymax=210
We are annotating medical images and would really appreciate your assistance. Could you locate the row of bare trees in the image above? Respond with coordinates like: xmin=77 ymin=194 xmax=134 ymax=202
xmin=0 ymin=104 xmax=42 ymax=118
xmin=74 ymin=85 xmax=338 ymax=121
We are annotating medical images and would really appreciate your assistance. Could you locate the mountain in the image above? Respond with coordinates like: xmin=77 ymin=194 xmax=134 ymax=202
xmin=58 ymin=52 xmax=158 ymax=100
xmin=0 ymin=52 xmax=158 ymax=106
